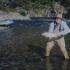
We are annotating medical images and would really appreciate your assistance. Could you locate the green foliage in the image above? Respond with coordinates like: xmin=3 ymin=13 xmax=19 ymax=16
xmin=0 ymin=0 xmax=70 ymax=10
xmin=0 ymin=0 xmax=55 ymax=10
xmin=19 ymin=9 xmax=27 ymax=16
xmin=0 ymin=0 xmax=70 ymax=16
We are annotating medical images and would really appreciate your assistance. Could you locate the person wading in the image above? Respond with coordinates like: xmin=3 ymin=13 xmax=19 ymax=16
xmin=46 ymin=14 xmax=70 ymax=59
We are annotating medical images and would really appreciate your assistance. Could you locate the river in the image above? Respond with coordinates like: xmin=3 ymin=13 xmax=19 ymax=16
xmin=0 ymin=19 xmax=70 ymax=70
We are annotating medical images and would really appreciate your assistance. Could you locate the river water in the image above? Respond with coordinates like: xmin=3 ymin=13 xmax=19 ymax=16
xmin=0 ymin=19 xmax=70 ymax=70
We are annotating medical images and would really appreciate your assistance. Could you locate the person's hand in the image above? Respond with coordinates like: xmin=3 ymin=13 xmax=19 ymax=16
xmin=55 ymin=33 xmax=61 ymax=36
xmin=48 ymin=37 xmax=57 ymax=42
xmin=48 ymin=35 xmax=63 ymax=42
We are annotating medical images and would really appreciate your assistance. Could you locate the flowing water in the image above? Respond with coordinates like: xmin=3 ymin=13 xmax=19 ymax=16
xmin=0 ymin=19 xmax=70 ymax=70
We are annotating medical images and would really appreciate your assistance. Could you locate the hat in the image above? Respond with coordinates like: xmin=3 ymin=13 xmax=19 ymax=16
xmin=56 ymin=14 xmax=63 ymax=19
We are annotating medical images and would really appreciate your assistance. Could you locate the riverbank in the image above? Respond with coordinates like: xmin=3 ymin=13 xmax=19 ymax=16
xmin=0 ymin=11 xmax=31 ymax=20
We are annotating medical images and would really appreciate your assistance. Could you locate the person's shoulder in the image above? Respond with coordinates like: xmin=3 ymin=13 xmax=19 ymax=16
xmin=62 ymin=20 xmax=66 ymax=23
xmin=50 ymin=22 xmax=54 ymax=25
xmin=49 ymin=22 xmax=54 ymax=27
xmin=62 ymin=21 xmax=67 ymax=25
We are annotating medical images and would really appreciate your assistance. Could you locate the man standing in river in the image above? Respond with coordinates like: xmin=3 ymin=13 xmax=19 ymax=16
xmin=46 ymin=14 xmax=70 ymax=59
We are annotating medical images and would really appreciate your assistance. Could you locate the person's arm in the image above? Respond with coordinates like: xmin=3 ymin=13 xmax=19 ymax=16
xmin=52 ymin=22 xmax=70 ymax=40
xmin=48 ymin=22 xmax=61 ymax=41
xmin=48 ymin=36 xmax=63 ymax=42
xmin=48 ymin=22 xmax=54 ymax=33
xmin=57 ymin=22 xmax=70 ymax=36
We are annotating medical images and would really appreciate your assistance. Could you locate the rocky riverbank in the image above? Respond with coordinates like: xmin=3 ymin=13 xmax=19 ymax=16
xmin=0 ymin=11 xmax=31 ymax=20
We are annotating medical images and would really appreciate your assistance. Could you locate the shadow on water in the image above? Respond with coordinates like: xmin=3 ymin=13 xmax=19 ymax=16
xmin=28 ymin=44 xmax=45 ymax=58
xmin=28 ymin=44 xmax=70 ymax=70
xmin=46 ymin=57 xmax=70 ymax=70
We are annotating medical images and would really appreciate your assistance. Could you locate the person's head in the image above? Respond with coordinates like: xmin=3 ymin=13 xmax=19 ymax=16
xmin=55 ymin=14 xmax=63 ymax=24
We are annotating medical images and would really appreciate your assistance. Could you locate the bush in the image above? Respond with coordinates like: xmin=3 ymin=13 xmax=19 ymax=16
xmin=19 ymin=9 xmax=28 ymax=16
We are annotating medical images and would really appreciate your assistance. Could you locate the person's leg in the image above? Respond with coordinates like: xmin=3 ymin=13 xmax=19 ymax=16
xmin=57 ymin=37 xmax=69 ymax=59
xmin=46 ymin=41 xmax=54 ymax=56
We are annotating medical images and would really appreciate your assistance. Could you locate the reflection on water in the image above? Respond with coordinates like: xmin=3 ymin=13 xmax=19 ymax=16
xmin=0 ymin=20 xmax=69 ymax=70
xmin=46 ymin=57 xmax=69 ymax=70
